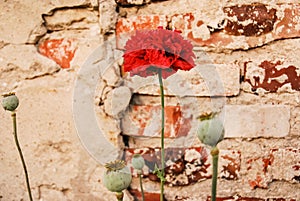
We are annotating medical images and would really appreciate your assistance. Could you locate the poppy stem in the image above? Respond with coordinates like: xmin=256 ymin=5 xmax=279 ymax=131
xmin=11 ymin=111 xmax=33 ymax=201
xmin=211 ymin=146 xmax=219 ymax=201
xmin=116 ymin=191 xmax=124 ymax=201
xmin=158 ymin=70 xmax=165 ymax=201
xmin=139 ymin=173 xmax=145 ymax=201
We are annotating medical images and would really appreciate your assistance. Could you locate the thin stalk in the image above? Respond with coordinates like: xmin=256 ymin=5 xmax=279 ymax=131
xmin=116 ymin=191 xmax=124 ymax=201
xmin=139 ymin=173 xmax=145 ymax=201
xmin=210 ymin=146 xmax=219 ymax=201
xmin=158 ymin=71 xmax=165 ymax=201
xmin=11 ymin=111 xmax=33 ymax=201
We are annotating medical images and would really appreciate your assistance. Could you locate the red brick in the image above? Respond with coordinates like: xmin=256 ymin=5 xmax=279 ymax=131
xmin=129 ymin=189 xmax=161 ymax=201
xmin=243 ymin=60 xmax=300 ymax=92
xmin=122 ymin=105 xmax=192 ymax=138
xmin=125 ymin=147 xmax=241 ymax=186
xmin=116 ymin=15 xmax=167 ymax=49
xmin=206 ymin=196 xmax=296 ymax=201
xmin=207 ymin=196 xmax=264 ymax=201
xmin=246 ymin=148 xmax=300 ymax=189
xmin=128 ymin=192 xmax=297 ymax=201
xmin=38 ymin=39 xmax=77 ymax=68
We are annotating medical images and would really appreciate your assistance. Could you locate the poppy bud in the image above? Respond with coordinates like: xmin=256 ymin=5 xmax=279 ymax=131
xmin=197 ymin=117 xmax=224 ymax=147
xmin=103 ymin=160 xmax=132 ymax=193
xmin=131 ymin=154 xmax=145 ymax=171
xmin=2 ymin=93 xmax=19 ymax=111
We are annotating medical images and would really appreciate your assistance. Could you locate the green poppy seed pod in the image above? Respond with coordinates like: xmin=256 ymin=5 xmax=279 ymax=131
xmin=197 ymin=117 xmax=224 ymax=147
xmin=2 ymin=93 xmax=19 ymax=111
xmin=103 ymin=160 xmax=132 ymax=193
xmin=131 ymin=154 xmax=145 ymax=171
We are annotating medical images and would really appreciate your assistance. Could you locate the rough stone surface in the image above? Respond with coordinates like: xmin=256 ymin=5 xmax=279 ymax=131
xmin=99 ymin=0 xmax=118 ymax=34
xmin=0 ymin=71 xmax=117 ymax=200
xmin=102 ymin=62 xmax=122 ymax=87
xmin=43 ymin=7 xmax=99 ymax=31
xmin=0 ymin=0 xmax=97 ymax=44
xmin=0 ymin=1 xmax=44 ymax=44
xmin=0 ymin=44 xmax=60 ymax=91
xmin=104 ymin=86 xmax=132 ymax=116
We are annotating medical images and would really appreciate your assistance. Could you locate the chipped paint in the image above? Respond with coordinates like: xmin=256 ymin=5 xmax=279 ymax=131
xmin=116 ymin=15 xmax=168 ymax=49
xmin=220 ymin=151 xmax=241 ymax=180
xmin=38 ymin=39 xmax=77 ymax=68
xmin=123 ymin=105 xmax=192 ymax=138
xmin=244 ymin=60 xmax=300 ymax=92
xmin=247 ymin=148 xmax=300 ymax=189
xmin=224 ymin=3 xmax=277 ymax=36
xmin=116 ymin=4 xmax=300 ymax=51
xmin=206 ymin=196 xmax=296 ymax=201
xmin=125 ymin=147 xmax=241 ymax=186
xmin=275 ymin=5 xmax=300 ymax=37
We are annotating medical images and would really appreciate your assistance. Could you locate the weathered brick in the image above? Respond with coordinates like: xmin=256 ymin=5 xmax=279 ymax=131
xmin=123 ymin=63 xmax=240 ymax=97
xmin=128 ymin=192 xmax=298 ymax=201
xmin=125 ymin=147 xmax=241 ymax=186
xmin=129 ymin=188 xmax=298 ymax=201
xmin=206 ymin=196 xmax=297 ymax=201
xmin=116 ymin=4 xmax=300 ymax=51
xmin=224 ymin=105 xmax=290 ymax=138
xmin=170 ymin=4 xmax=300 ymax=51
xmin=243 ymin=60 xmax=300 ymax=93
xmin=223 ymin=4 xmax=277 ymax=37
xmin=38 ymin=39 xmax=77 ymax=68
xmin=246 ymin=148 xmax=300 ymax=189
xmin=129 ymin=189 xmax=161 ymax=201
xmin=220 ymin=150 xmax=241 ymax=180
xmin=122 ymin=105 xmax=192 ymax=138
xmin=123 ymin=104 xmax=290 ymax=139
xmin=116 ymin=15 xmax=168 ymax=49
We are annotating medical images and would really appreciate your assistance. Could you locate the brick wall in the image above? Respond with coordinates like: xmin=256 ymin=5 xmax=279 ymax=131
xmin=113 ymin=1 xmax=300 ymax=200
xmin=0 ymin=0 xmax=299 ymax=200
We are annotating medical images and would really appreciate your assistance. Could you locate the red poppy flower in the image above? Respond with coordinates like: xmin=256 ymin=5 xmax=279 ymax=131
xmin=123 ymin=28 xmax=196 ymax=79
